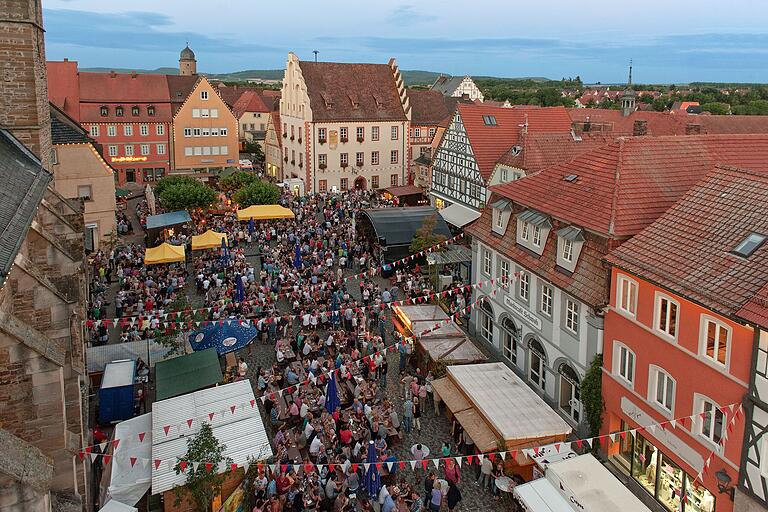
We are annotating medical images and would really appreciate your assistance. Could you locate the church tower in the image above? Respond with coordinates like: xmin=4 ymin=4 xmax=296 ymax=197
xmin=179 ymin=44 xmax=197 ymax=76
xmin=620 ymin=61 xmax=636 ymax=117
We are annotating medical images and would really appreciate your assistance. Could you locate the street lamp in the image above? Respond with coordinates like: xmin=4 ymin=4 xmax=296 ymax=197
xmin=715 ymin=469 xmax=735 ymax=500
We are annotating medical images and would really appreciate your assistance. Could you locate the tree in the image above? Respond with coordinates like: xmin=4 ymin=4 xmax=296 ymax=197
xmin=219 ymin=171 xmax=259 ymax=192
xmin=580 ymin=354 xmax=604 ymax=440
xmin=174 ymin=422 xmax=233 ymax=511
xmin=156 ymin=176 xmax=217 ymax=211
xmin=409 ymin=214 xmax=447 ymax=254
xmin=233 ymin=180 xmax=280 ymax=207
xmin=700 ymin=102 xmax=731 ymax=115
xmin=242 ymin=141 xmax=265 ymax=163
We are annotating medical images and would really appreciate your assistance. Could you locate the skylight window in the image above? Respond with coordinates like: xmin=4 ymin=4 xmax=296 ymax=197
xmin=733 ymin=232 xmax=767 ymax=257
xmin=483 ymin=115 xmax=497 ymax=126
xmin=564 ymin=174 xmax=579 ymax=182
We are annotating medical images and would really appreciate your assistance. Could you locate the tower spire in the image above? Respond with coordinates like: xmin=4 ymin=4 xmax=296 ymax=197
xmin=627 ymin=59 xmax=633 ymax=88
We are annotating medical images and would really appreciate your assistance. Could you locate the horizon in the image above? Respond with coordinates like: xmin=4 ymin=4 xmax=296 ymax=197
xmin=43 ymin=0 xmax=768 ymax=84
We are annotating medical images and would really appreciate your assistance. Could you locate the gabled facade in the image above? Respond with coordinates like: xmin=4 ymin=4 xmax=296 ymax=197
xmin=408 ymin=89 xmax=459 ymax=189
xmin=740 ymin=318 xmax=768 ymax=510
xmin=431 ymin=75 xmax=484 ymax=102
xmin=264 ymin=111 xmax=283 ymax=180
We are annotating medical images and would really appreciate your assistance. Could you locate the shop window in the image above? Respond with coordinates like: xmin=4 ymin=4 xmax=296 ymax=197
xmin=529 ymin=339 xmax=547 ymax=391
xmin=479 ymin=302 xmax=494 ymax=344
xmin=609 ymin=420 xmax=634 ymax=475
xmin=501 ymin=318 xmax=518 ymax=365
xmin=558 ymin=363 xmax=581 ymax=423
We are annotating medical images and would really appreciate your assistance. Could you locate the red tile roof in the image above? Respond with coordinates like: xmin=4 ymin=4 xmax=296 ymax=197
xmin=496 ymin=132 xmax=614 ymax=175
xmin=457 ymin=103 xmax=572 ymax=180
xmin=408 ymin=89 xmax=459 ymax=127
xmin=607 ymin=166 xmax=768 ymax=324
xmin=299 ymin=61 xmax=406 ymax=122
xmin=261 ymin=90 xmax=281 ymax=112
xmin=492 ymin=134 xmax=768 ymax=237
xmin=231 ymin=90 xmax=270 ymax=119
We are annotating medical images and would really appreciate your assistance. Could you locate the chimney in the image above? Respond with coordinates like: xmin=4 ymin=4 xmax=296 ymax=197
xmin=110 ymin=70 xmax=116 ymax=78
xmin=131 ymin=71 xmax=137 ymax=78
xmin=63 ymin=57 xmax=68 ymax=62
xmin=685 ymin=123 xmax=701 ymax=135
xmin=633 ymin=120 xmax=647 ymax=136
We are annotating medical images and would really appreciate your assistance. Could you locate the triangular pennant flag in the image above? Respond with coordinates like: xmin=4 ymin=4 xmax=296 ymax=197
xmin=231 ymin=463 xmax=238 ymax=472
xmin=186 ymin=419 xmax=194 ymax=428
xmin=99 ymin=442 xmax=108 ymax=452
xmin=141 ymin=458 xmax=150 ymax=469
xmin=670 ymin=419 xmax=677 ymax=429
xmin=576 ymin=439 xmax=583 ymax=449
xmin=432 ymin=458 xmax=440 ymax=469
xmin=230 ymin=405 xmax=237 ymax=414
xmin=163 ymin=425 xmax=171 ymax=435
xmin=112 ymin=439 xmax=120 ymax=450
xmin=130 ymin=456 xmax=137 ymax=467
xmin=90 ymin=453 xmax=99 ymax=462
xmin=209 ymin=412 xmax=215 ymax=421
xmin=421 ymin=460 xmax=428 ymax=470
xmin=78 ymin=451 xmax=85 ymax=461
xmin=399 ymin=461 xmax=407 ymax=470
xmin=555 ymin=443 xmax=561 ymax=453
xmin=103 ymin=454 xmax=112 ymax=466
xmin=455 ymin=457 xmax=463 ymax=467
xmin=386 ymin=462 xmax=395 ymax=472
xmin=205 ymin=462 xmax=214 ymax=472
xmin=179 ymin=461 xmax=188 ymax=472
xmin=499 ymin=451 xmax=507 ymax=460
xmin=250 ymin=399 xmax=256 ymax=408
xmin=154 ymin=459 xmax=162 ymax=470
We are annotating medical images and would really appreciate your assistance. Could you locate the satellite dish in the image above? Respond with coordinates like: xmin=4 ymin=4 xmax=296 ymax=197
xmin=510 ymin=146 xmax=522 ymax=156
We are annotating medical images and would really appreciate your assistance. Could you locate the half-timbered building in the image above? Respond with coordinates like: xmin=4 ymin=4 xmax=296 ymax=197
xmin=740 ymin=324 xmax=768 ymax=510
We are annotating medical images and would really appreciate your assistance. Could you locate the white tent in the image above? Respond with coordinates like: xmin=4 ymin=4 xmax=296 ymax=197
xmin=98 ymin=500 xmax=138 ymax=512
xmin=99 ymin=413 xmax=152 ymax=509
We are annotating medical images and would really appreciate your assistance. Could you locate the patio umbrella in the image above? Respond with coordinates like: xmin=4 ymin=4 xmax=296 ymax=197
xmin=220 ymin=237 xmax=230 ymax=269
xmin=325 ymin=371 xmax=340 ymax=414
xmin=235 ymin=273 xmax=245 ymax=303
xmin=293 ymin=244 xmax=302 ymax=269
xmin=248 ymin=218 xmax=255 ymax=236
xmin=364 ymin=440 xmax=381 ymax=498
xmin=330 ymin=291 xmax=340 ymax=325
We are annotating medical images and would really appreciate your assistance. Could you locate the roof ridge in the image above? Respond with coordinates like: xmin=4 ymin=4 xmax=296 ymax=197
xmin=607 ymin=138 xmax=625 ymax=236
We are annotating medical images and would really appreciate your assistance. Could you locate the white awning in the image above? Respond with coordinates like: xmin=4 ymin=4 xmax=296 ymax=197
xmin=100 ymin=413 xmax=152 ymax=508
xmin=438 ymin=203 xmax=481 ymax=228
xmin=98 ymin=501 xmax=138 ymax=512
xmin=514 ymin=478 xmax=572 ymax=512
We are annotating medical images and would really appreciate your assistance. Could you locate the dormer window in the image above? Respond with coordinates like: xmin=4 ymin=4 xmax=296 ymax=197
xmin=147 ymin=105 xmax=155 ymax=116
xmin=100 ymin=106 xmax=108 ymax=116
xmin=131 ymin=106 xmax=140 ymax=116
xmin=516 ymin=209 xmax=551 ymax=255
xmin=115 ymin=106 xmax=124 ymax=117
xmin=491 ymin=199 xmax=511 ymax=235
xmin=556 ymin=226 xmax=585 ymax=272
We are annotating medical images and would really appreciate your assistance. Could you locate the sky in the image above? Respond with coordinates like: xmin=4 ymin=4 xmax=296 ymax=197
xmin=43 ymin=0 xmax=768 ymax=84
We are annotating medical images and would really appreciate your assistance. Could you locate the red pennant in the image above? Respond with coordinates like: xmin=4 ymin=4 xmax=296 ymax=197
xmin=163 ymin=425 xmax=170 ymax=435
xmin=130 ymin=456 xmax=137 ymax=467
xmin=376 ymin=463 xmax=382 ymax=470
xmin=399 ymin=461 xmax=407 ymax=470
xmin=85 ymin=446 xmax=92 ymax=454
xmin=154 ymin=459 xmax=162 ymax=470
xmin=555 ymin=443 xmax=561 ymax=453
xmin=533 ymin=447 xmax=540 ymax=456
xmin=187 ymin=419 xmax=193 ymax=428
xmin=103 ymin=454 xmax=112 ymax=465
xmin=112 ymin=439 xmax=120 ymax=450
xmin=304 ymin=463 xmax=314 ymax=473
xmin=205 ymin=462 xmax=214 ymax=472
xmin=576 ymin=440 xmax=583 ymax=449
xmin=620 ymin=431 xmax=627 ymax=440
xmin=352 ymin=464 xmax=359 ymax=472
xmin=138 ymin=432 xmax=146 ymax=442
xmin=231 ymin=463 xmax=239 ymax=472
xmin=78 ymin=451 xmax=85 ymax=461
xmin=421 ymin=460 xmax=428 ymax=469
xmin=488 ymin=453 xmax=496 ymax=462
xmin=281 ymin=464 xmax=288 ymax=473
xmin=209 ymin=412 xmax=215 ymax=421
xmin=510 ymin=450 xmax=517 ymax=459
xmin=230 ymin=405 xmax=236 ymax=414
xmin=179 ymin=461 xmax=188 ymax=472
xmin=328 ymin=464 xmax=336 ymax=472
xmin=250 ymin=399 xmax=256 ymax=408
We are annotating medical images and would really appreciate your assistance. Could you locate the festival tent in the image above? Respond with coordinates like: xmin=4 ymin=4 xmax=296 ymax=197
xmin=236 ymin=204 xmax=295 ymax=221
xmin=155 ymin=348 xmax=223 ymax=401
xmin=188 ymin=318 xmax=258 ymax=355
xmin=191 ymin=230 xmax=228 ymax=250
xmin=97 ymin=413 xmax=152 ymax=509
xmin=144 ymin=243 xmax=185 ymax=265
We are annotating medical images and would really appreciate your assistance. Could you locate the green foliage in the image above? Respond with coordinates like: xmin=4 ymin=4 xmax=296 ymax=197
xmin=475 ymin=77 xmax=580 ymax=107
xmin=155 ymin=176 xmax=216 ymax=211
xmin=219 ymin=171 xmax=259 ymax=192
xmin=242 ymin=141 xmax=265 ymax=163
xmin=154 ymin=295 xmax=205 ymax=356
xmin=174 ymin=422 xmax=233 ymax=511
xmin=233 ymin=180 xmax=280 ymax=207
xmin=409 ymin=215 xmax=448 ymax=254
xmin=732 ymin=100 xmax=768 ymax=115
xmin=581 ymin=354 xmax=604 ymax=439
xmin=700 ymin=102 xmax=731 ymax=115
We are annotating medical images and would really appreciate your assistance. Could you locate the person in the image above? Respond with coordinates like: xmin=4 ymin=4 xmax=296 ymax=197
xmin=444 ymin=460 xmax=460 ymax=486
xmin=381 ymin=491 xmax=396 ymax=512
xmin=477 ymin=455 xmax=493 ymax=491
xmin=429 ymin=484 xmax=442 ymax=512
xmin=441 ymin=442 xmax=451 ymax=458
xmin=423 ymin=472 xmax=435 ymax=508
xmin=491 ymin=460 xmax=504 ymax=498
xmin=238 ymin=357 xmax=248 ymax=378
xmin=412 ymin=396 xmax=422 ymax=433
xmin=412 ymin=443 xmax=427 ymax=460
xmin=447 ymin=482 xmax=462 ymax=512
xmin=402 ymin=396 xmax=413 ymax=433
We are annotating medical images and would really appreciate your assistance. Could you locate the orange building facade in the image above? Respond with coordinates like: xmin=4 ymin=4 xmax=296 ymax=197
xmin=602 ymin=266 xmax=751 ymax=512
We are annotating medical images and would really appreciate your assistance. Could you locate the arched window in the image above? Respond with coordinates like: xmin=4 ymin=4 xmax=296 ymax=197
xmin=529 ymin=339 xmax=547 ymax=391
xmin=558 ymin=363 xmax=581 ymax=422
xmin=502 ymin=318 xmax=519 ymax=365
xmin=479 ymin=301 xmax=494 ymax=345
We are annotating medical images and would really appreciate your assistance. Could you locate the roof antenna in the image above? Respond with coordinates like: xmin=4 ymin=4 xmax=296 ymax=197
xmin=313 ymin=50 xmax=319 ymax=62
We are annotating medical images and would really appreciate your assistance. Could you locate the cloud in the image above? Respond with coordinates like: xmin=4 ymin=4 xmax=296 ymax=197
xmin=386 ymin=5 xmax=438 ymax=26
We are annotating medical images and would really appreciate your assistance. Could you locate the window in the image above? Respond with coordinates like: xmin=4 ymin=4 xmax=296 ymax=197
xmin=210 ymin=108 xmax=218 ymax=118
xmin=649 ymin=367 xmax=675 ymax=413
xmin=390 ymin=150 xmax=399 ymax=164
xmin=562 ymin=239 xmax=573 ymax=262
xmin=100 ymin=106 xmax=108 ymax=117
xmin=520 ymin=221 xmax=530 ymax=241
xmin=148 ymin=106 xmax=155 ymax=116
xmin=391 ymin=125 xmax=398 ymax=140
xmin=211 ymin=128 xmax=219 ymax=136
xmin=372 ymin=126 xmax=380 ymax=141
xmin=565 ymin=299 xmax=579 ymax=334
xmin=502 ymin=318 xmax=519 ymax=364
xmin=156 ymin=124 xmax=164 ymax=135
xmin=390 ymin=174 xmax=398 ymax=186
xmin=733 ymin=233 xmax=767 ymax=257
xmin=414 ymin=127 xmax=421 ymax=137
xmin=125 ymin=145 xmax=134 ymax=156
xmin=615 ymin=343 xmax=635 ymax=385
xmin=340 ymin=153 xmax=348 ymax=166
xmin=192 ymin=108 xmax=200 ymax=118
xmin=482 ymin=115 xmax=497 ymax=126
xmin=184 ymin=147 xmax=193 ymax=156
xmin=701 ymin=317 xmax=730 ymax=366
xmin=243 ymin=123 xmax=248 ymax=132
xmin=697 ymin=397 xmax=725 ymax=444
xmin=540 ymin=284 xmax=553 ymax=316
xmin=140 ymin=144 xmax=150 ymax=156
xmin=429 ymin=127 xmax=436 ymax=137
xmin=140 ymin=124 xmax=148 ymax=136
xmin=340 ymin=127 xmax=348 ymax=142
xmin=157 ymin=143 xmax=166 ymax=155
xmin=655 ymin=295 xmax=679 ymax=338
xmin=192 ymin=127 xmax=201 ymax=137
xmin=318 ymin=180 xmax=327 ymax=192
xmin=356 ymin=152 xmax=364 ymax=166
xmin=479 ymin=302 xmax=494 ymax=344
xmin=89 ymin=125 xmax=100 ymax=137
xmin=77 ymin=185 xmax=92 ymax=200
xmin=318 ymin=127 xmax=327 ymax=141
xmin=201 ymin=109 xmax=209 ymax=118
xmin=499 ymin=258 xmax=510 ymax=284
xmin=115 ymin=106 xmax=124 ymax=117
xmin=532 ymin=225 xmax=542 ymax=246
xmin=371 ymin=151 xmax=380 ymax=165
xmin=356 ymin=126 xmax=364 ymax=141
xmin=529 ymin=340 xmax=547 ymax=391
xmin=201 ymin=90 xmax=209 ymax=100
xmin=319 ymin=154 xmax=327 ymax=167
xmin=108 ymin=145 xmax=118 ymax=157
xmin=340 ymin=178 xmax=348 ymax=190
xmin=371 ymin=175 xmax=379 ymax=189
xmin=193 ymin=146 xmax=202 ymax=155
xmin=202 ymin=128 xmax=210 ymax=136
xmin=617 ymin=275 xmax=638 ymax=316
xmin=559 ymin=364 xmax=581 ymax=423
xmin=107 ymin=125 xmax=117 ymax=137
xmin=495 ymin=209 xmax=504 ymax=229
xmin=131 ymin=106 xmax=140 ymax=116
xmin=519 ymin=271 xmax=529 ymax=302
xmin=211 ymin=146 xmax=220 ymax=155
xmin=123 ymin=125 xmax=133 ymax=136
xmin=483 ymin=249 xmax=492 ymax=275
xmin=220 ymin=128 xmax=227 ymax=136
xmin=184 ymin=128 xmax=192 ymax=137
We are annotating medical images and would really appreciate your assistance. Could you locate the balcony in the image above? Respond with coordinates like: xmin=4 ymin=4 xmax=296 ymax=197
xmin=340 ymin=137 xmax=348 ymax=143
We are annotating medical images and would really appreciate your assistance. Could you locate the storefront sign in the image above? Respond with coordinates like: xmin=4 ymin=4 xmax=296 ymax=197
xmin=621 ymin=397 xmax=705 ymax=472
xmin=111 ymin=156 xmax=147 ymax=163
xmin=504 ymin=295 xmax=541 ymax=330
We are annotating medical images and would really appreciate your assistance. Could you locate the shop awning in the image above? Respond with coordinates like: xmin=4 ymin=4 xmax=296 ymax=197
xmin=155 ymin=348 xmax=223 ymax=401
xmin=514 ymin=478 xmax=572 ymax=512
xmin=438 ymin=203 xmax=481 ymax=228
xmin=432 ymin=377 xmax=472 ymax=415
xmin=99 ymin=413 xmax=152 ymax=509
xmin=145 ymin=210 xmax=191 ymax=230
xmin=236 ymin=204 xmax=295 ymax=221
xmin=191 ymin=229 xmax=228 ymax=250
xmin=144 ymin=243 xmax=185 ymax=265
xmin=455 ymin=409 xmax=499 ymax=453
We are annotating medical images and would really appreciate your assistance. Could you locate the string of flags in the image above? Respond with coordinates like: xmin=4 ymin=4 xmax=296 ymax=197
xmin=80 ymin=402 xmax=744 ymax=480
xmin=693 ymin=402 xmax=744 ymax=485
xmin=84 ymin=233 xmax=467 ymax=327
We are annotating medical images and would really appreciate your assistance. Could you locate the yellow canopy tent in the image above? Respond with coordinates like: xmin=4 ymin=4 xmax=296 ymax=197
xmin=236 ymin=204 xmax=295 ymax=221
xmin=144 ymin=243 xmax=186 ymax=265
xmin=191 ymin=230 xmax=228 ymax=250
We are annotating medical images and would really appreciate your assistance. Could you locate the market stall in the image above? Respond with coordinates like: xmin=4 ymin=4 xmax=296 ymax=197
xmin=392 ymin=304 xmax=487 ymax=367
xmin=191 ymin=229 xmax=228 ymax=250
xmin=235 ymin=204 xmax=295 ymax=221
xmin=144 ymin=210 xmax=191 ymax=244
xmin=154 ymin=348 xmax=223 ymax=401
xmin=514 ymin=454 xmax=652 ymax=512
xmin=144 ymin=243 xmax=185 ymax=265
xmin=378 ymin=184 xmax=427 ymax=206
xmin=98 ymin=413 xmax=152 ymax=510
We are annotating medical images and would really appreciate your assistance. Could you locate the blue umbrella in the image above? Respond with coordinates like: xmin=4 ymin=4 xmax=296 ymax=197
xmin=235 ymin=273 xmax=245 ymax=303
xmin=293 ymin=244 xmax=302 ymax=269
xmin=325 ymin=371 xmax=340 ymax=414
xmin=248 ymin=218 xmax=255 ymax=236
xmin=188 ymin=318 xmax=258 ymax=355
xmin=364 ymin=440 xmax=381 ymax=498
xmin=220 ymin=237 xmax=230 ymax=268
